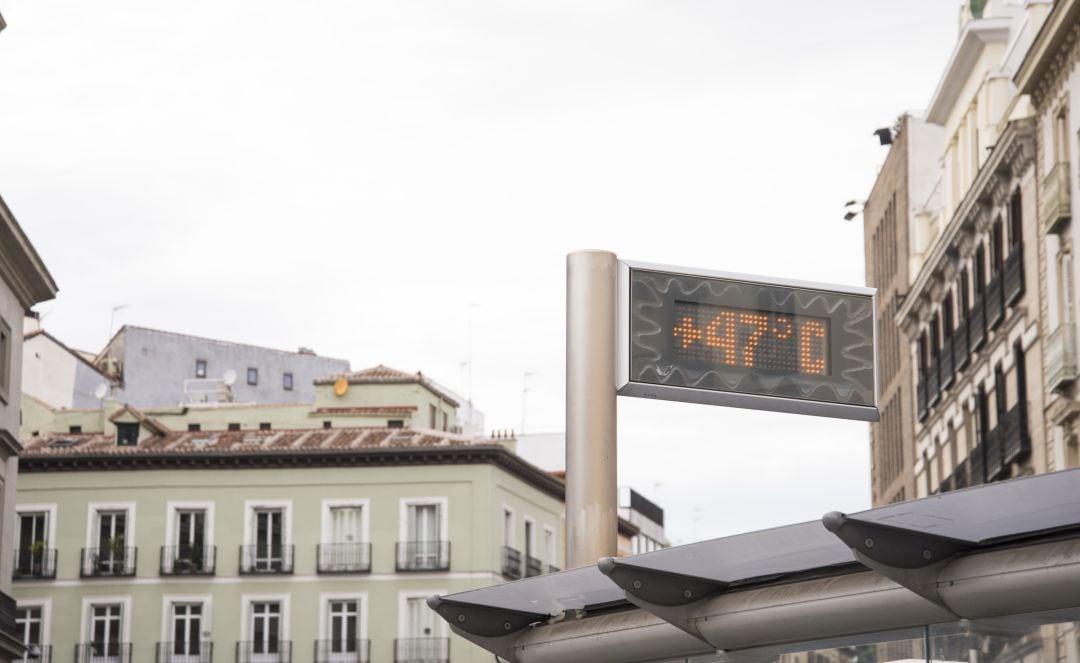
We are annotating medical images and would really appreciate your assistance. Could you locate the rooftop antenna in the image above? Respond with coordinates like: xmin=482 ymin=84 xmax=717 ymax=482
xmin=107 ymin=304 xmax=129 ymax=343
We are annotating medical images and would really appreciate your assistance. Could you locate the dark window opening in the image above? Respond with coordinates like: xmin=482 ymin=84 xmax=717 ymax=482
xmin=283 ymin=372 xmax=293 ymax=391
xmin=975 ymin=244 xmax=987 ymax=293
xmin=247 ymin=368 xmax=259 ymax=386
xmin=116 ymin=423 xmax=139 ymax=447
xmin=228 ymin=423 xmax=241 ymax=431
xmin=994 ymin=363 xmax=1007 ymax=416
xmin=960 ymin=269 xmax=970 ymax=312
xmin=942 ymin=294 xmax=955 ymax=339
xmin=387 ymin=420 xmax=404 ymax=429
xmin=188 ymin=423 xmax=201 ymax=432
xmin=323 ymin=421 xmax=332 ymax=429
xmin=195 ymin=359 xmax=207 ymax=379
xmin=69 ymin=425 xmax=82 ymax=434
xmin=1009 ymin=190 xmax=1023 ymax=250
xmin=259 ymin=422 xmax=271 ymax=431
xmin=991 ymin=218 xmax=1004 ymax=274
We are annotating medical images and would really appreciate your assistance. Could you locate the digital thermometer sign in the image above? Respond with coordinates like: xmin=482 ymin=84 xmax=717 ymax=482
xmin=616 ymin=261 xmax=878 ymax=421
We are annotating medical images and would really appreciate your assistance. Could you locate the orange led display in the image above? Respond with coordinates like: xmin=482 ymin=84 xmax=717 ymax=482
xmin=672 ymin=301 xmax=829 ymax=376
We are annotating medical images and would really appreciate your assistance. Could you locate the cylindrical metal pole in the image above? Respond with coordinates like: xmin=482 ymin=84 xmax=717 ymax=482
xmin=566 ymin=250 xmax=619 ymax=568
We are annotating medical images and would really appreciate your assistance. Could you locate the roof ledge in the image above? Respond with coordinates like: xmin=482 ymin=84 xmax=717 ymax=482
xmin=927 ymin=18 xmax=1013 ymax=125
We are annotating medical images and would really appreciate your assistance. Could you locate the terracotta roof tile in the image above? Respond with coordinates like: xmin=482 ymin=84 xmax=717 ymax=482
xmin=314 ymin=365 xmax=460 ymax=407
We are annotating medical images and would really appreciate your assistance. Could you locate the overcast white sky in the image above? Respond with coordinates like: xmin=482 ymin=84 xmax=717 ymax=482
xmin=1 ymin=0 xmax=960 ymax=545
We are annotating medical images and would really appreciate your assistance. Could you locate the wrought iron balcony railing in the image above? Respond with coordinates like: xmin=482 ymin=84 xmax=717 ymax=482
xmin=238 ymin=544 xmax=294 ymax=574
xmin=939 ymin=341 xmax=955 ymax=391
xmin=20 ymin=644 xmax=51 ymax=663
xmin=313 ymin=639 xmax=370 ymax=663
xmin=74 ymin=643 xmax=132 ymax=663
xmin=952 ymin=316 xmax=971 ymax=371
xmin=396 ymin=541 xmax=450 ymax=572
xmin=156 ymin=642 xmax=212 ymax=663
xmin=525 ymin=555 xmax=543 ymax=578
xmin=235 ymin=642 xmax=291 ymax=663
xmin=160 ymin=545 xmax=215 ymax=575
xmin=1046 ymin=322 xmax=1078 ymax=391
xmin=916 ymin=378 xmax=928 ymax=423
xmin=393 ymin=638 xmax=448 ymax=663
xmin=985 ymin=425 xmax=1005 ymax=482
xmin=317 ymin=543 xmax=371 ymax=574
xmin=986 ymin=276 xmax=1005 ymax=332
xmin=1041 ymin=160 xmax=1071 ymax=234
xmin=80 ymin=548 xmax=137 ymax=577
xmin=13 ymin=548 xmax=57 ymax=580
xmin=501 ymin=546 xmax=522 ymax=579
xmin=1003 ymin=246 xmax=1024 ymax=307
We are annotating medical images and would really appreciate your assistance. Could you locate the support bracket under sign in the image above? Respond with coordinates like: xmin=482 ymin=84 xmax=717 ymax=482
xmin=616 ymin=260 xmax=879 ymax=422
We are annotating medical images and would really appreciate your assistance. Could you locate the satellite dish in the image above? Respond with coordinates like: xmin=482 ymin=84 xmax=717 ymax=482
xmin=223 ymin=369 xmax=237 ymax=386
xmin=93 ymin=383 xmax=108 ymax=400
xmin=333 ymin=377 xmax=349 ymax=397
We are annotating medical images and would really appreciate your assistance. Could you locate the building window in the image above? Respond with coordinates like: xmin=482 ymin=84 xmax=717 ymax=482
xmin=247 ymin=368 xmax=258 ymax=386
xmin=243 ymin=503 xmax=291 ymax=573
xmin=442 ymin=412 xmax=448 ymax=432
xmin=399 ymin=499 xmax=447 ymax=571
xmin=322 ymin=421 xmax=332 ymax=430
xmin=170 ymin=603 xmax=205 ymax=658
xmin=195 ymin=359 xmax=207 ymax=379
xmin=88 ymin=603 xmax=124 ymax=658
xmin=16 ymin=510 xmax=51 ymax=577
xmin=70 ymin=425 xmax=83 ymax=434
xmin=249 ymin=602 xmax=282 ymax=658
xmin=259 ymin=423 xmax=271 ymax=431
xmin=283 ymin=373 xmax=293 ymax=391
xmin=91 ymin=509 xmax=130 ymax=575
xmin=228 ymin=423 xmax=241 ymax=432
xmin=324 ymin=599 xmax=361 ymax=657
xmin=165 ymin=505 xmax=211 ymax=574
xmin=991 ymin=218 xmax=1004 ymax=274
xmin=0 ymin=315 xmax=11 ymax=404
xmin=188 ymin=423 xmax=201 ymax=433
xmin=116 ymin=423 xmax=138 ymax=447
xmin=387 ymin=420 xmax=404 ymax=429
xmin=429 ymin=404 xmax=437 ymax=429
xmin=16 ymin=605 xmax=44 ymax=657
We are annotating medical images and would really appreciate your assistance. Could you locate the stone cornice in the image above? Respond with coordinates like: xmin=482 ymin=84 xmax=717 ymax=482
xmin=0 ymin=196 xmax=57 ymax=309
xmin=927 ymin=17 xmax=1013 ymax=125
xmin=18 ymin=444 xmax=568 ymax=500
xmin=1016 ymin=0 xmax=1080 ymax=106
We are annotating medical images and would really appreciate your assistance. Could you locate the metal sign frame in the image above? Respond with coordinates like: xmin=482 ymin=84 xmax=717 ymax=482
xmin=616 ymin=259 xmax=879 ymax=422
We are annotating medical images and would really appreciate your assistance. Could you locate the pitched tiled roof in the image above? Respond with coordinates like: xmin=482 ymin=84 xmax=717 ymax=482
xmin=21 ymin=426 xmax=481 ymax=457
xmin=315 ymin=365 xmax=460 ymax=406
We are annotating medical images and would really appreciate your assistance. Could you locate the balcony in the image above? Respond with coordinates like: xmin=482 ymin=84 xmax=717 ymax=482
xmin=986 ymin=276 xmax=1004 ymax=331
xmin=952 ymin=317 xmax=971 ymax=371
xmin=396 ymin=541 xmax=450 ymax=572
xmin=160 ymin=545 xmax=215 ymax=575
xmin=985 ymin=426 xmax=1004 ymax=482
xmin=156 ymin=642 xmax=212 ymax=663
xmin=1003 ymin=247 xmax=1025 ymax=307
xmin=80 ymin=548 xmax=137 ymax=577
xmin=235 ymin=642 xmax=291 ymax=663
xmin=313 ymin=640 xmax=370 ymax=663
xmin=916 ymin=379 xmax=928 ymax=422
xmin=1002 ymin=402 xmax=1030 ymax=467
xmin=238 ymin=545 xmax=294 ymax=575
xmin=1041 ymin=161 xmax=1071 ymax=234
xmin=13 ymin=548 xmax=58 ymax=580
xmin=74 ymin=643 xmax=133 ymax=663
xmin=0 ymin=592 xmax=15 ymax=650
xmin=317 ymin=543 xmax=371 ymax=574
xmin=970 ymin=296 xmax=987 ymax=351
xmin=394 ymin=638 xmax=448 ymax=663
xmin=939 ymin=342 xmax=955 ymax=391
xmin=501 ymin=546 xmax=522 ymax=579
xmin=1046 ymin=322 xmax=1078 ymax=391
xmin=20 ymin=644 xmax=51 ymax=663
xmin=525 ymin=556 xmax=543 ymax=578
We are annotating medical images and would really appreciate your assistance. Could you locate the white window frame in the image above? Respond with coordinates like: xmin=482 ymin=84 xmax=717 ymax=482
xmin=79 ymin=596 xmax=132 ymax=646
xmin=84 ymin=502 xmax=136 ymax=549
xmin=523 ymin=517 xmax=536 ymax=561
xmin=160 ymin=595 xmax=213 ymax=646
xmin=397 ymin=497 xmax=448 ymax=543
xmin=397 ymin=589 xmax=446 ymax=639
xmin=501 ymin=505 xmax=515 ymax=548
xmin=319 ymin=499 xmax=370 ymax=545
xmin=15 ymin=598 xmax=51 ymax=648
xmin=543 ymin=526 xmax=556 ymax=567
xmin=165 ymin=501 xmax=216 ymax=548
xmin=239 ymin=594 xmax=290 ymax=644
xmin=15 ymin=503 xmax=58 ymax=550
xmin=318 ymin=592 xmax=369 ymax=643
xmin=242 ymin=500 xmax=292 ymax=546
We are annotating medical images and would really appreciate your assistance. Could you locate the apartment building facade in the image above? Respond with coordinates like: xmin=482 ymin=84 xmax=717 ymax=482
xmin=11 ymin=425 xmax=565 ymax=663
xmin=0 ymin=196 xmax=59 ymax=662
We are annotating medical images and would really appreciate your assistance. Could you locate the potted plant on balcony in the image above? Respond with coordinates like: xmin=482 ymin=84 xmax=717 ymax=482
xmin=28 ymin=540 xmax=45 ymax=575
xmin=102 ymin=535 xmax=126 ymax=573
